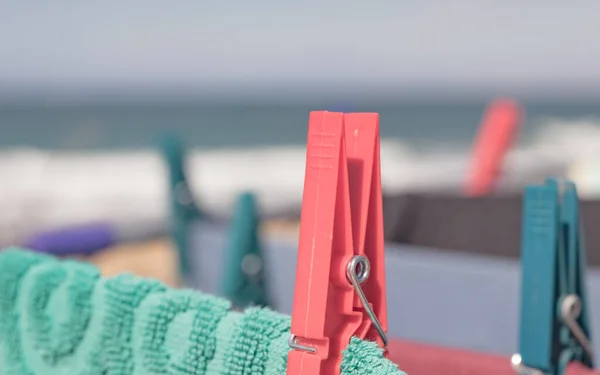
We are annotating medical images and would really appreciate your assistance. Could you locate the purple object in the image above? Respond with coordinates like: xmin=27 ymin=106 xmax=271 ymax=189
xmin=24 ymin=222 xmax=117 ymax=256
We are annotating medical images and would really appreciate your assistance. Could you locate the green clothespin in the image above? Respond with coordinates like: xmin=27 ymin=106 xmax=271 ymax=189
xmin=513 ymin=178 xmax=594 ymax=375
xmin=158 ymin=134 xmax=203 ymax=279
xmin=221 ymin=192 xmax=270 ymax=308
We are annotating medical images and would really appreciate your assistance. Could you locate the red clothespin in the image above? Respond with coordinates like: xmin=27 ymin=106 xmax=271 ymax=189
xmin=286 ymin=111 xmax=388 ymax=375
xmin=466 ymin=98 xmax=522 ymax=197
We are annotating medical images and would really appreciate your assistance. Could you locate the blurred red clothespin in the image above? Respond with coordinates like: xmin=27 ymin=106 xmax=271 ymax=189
xmin=466 ymin=98 xmax=522 ymax=197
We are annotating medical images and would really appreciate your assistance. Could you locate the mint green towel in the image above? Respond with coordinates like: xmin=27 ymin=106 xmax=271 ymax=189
xmin=0 ymin=248 xmax=405 ymax=375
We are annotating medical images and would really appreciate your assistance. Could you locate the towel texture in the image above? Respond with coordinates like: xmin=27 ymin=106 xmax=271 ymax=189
xmin=0 ymin=248 xmax=405 ymax=375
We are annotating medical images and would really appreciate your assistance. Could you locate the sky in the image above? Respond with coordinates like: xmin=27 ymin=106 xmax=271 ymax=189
xmin=1 ymin=1 xmax=600 ymax=98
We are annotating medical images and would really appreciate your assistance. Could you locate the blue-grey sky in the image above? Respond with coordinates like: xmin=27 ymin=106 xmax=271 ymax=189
xmin=1 ymin=1 xmax=600 ymax=95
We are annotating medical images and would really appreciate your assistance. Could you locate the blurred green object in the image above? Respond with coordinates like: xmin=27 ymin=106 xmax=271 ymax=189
xmin=221 ymin=192 xmax=270 ymax=308
xmin=158 ymin=134 xmax=202 ymax=279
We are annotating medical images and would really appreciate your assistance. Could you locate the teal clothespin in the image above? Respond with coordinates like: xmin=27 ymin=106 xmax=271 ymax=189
xmin=158 ymin=134 xmax=203 ymax=279
xmin=221 ymin=192 xmax=270 ymax=308
xmin=512 ymin=178 xmax=594 ymax=375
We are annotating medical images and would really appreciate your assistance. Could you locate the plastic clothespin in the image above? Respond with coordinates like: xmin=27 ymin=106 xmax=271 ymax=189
xmin=286 ymin=111 xmax=388 ymax=375
xmin=512 ymin=178 xmax=594 ymax=375
xmin=158 ymin=134 xmax=203 ymax=279
xmin=466 ymin=98 xmax=521 ymax=197
xmin=221 ymin=191 xmax=270 ymax=308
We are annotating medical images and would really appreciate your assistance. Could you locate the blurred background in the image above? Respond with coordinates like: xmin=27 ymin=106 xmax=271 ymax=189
xmin=2 ymin=2 xmax=600 ymax=232
xmin=2 ymin=0 xmax=600 ymax=358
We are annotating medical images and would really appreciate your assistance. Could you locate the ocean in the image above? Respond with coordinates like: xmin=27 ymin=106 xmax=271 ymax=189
xmin=1 ymin=99 xmax=599 ymax=151
xmin=1 ymin=97 xmax=600 ymax=243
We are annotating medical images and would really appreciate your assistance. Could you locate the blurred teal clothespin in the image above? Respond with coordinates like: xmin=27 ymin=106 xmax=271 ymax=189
xmin=158 ymin=134 xmax=203 ymax=279
xmin=221 ymin=192 xmax=270 ymax=308
xmin=513 ymin=178 xmax=594 ymax=375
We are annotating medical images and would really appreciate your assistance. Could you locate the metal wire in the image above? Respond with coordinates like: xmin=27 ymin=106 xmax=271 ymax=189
xmin=289 ymin=255 xmax=388 ymax=353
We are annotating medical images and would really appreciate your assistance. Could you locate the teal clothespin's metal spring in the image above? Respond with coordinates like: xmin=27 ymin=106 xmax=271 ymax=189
xmin=512 ymin=294 xmax=593 ymax=375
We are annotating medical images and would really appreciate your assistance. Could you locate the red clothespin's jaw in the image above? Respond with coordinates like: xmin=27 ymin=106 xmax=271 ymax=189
xmin=286 ymin=111 xmax=388 ymax=375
